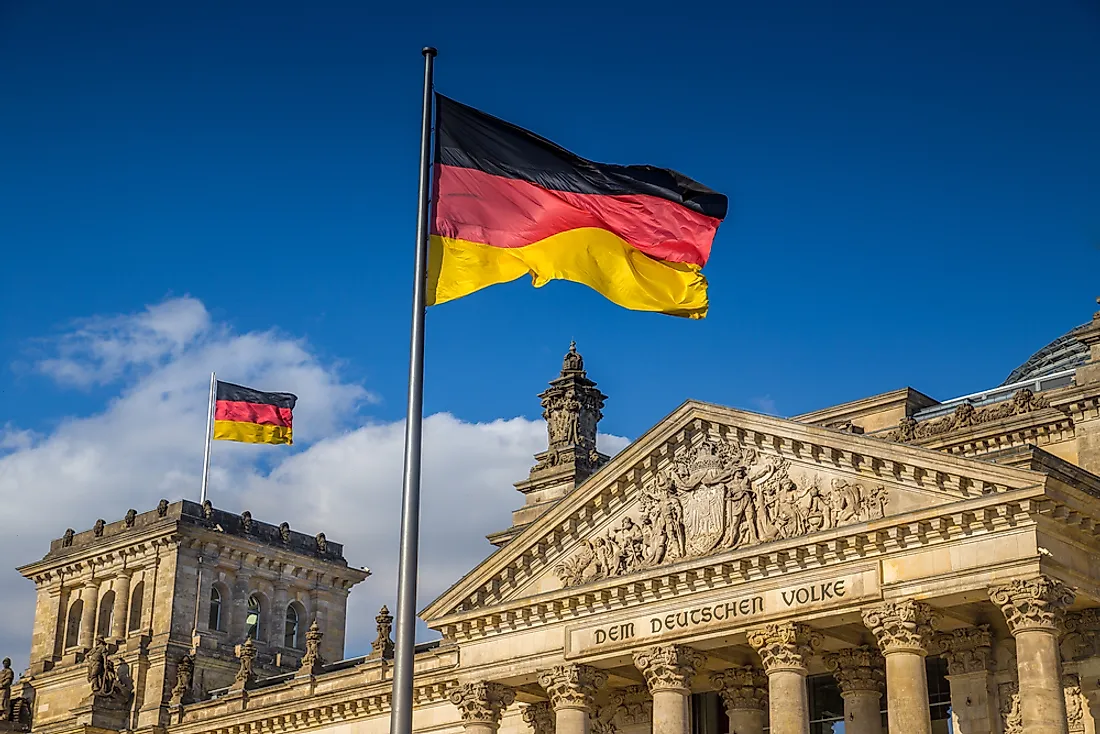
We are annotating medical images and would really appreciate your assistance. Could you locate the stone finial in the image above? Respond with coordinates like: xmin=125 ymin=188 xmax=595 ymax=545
xmin=532 ymin=342 xmax=608 ymax=481
xmin=169 ymin=654 xmax=194 ymax=706
xmin=747 ymin=622 xmax=822 ymax=673
xmin=537 ymin=664 xmax=607 ymax=712
xmin=861 ymin=600 xmax=938 ymax=654
xmin=157 ymin=499 xmax=169 ymax=517
xmin=449 ymin=682 xmax=516 ymax=725
xmin=632 ymin=644 xmax=706 ymax=693
xmin=562 ymin=341 xmax=583 ymax=373
xmin=124 ymin=509 xmax=137 ymax=528
xmin=522 ymin=701 xmax=555 ymax=734
xmin=371 ymin=605 xmax=394 ymax=659
xmin=230 ymin=638 xmax=256 ymax=692
xmin=990 ymin=576 xmax=1076 ymax=635
xmin=934 ymin=625 xmax=993 ymax=675
xmin=298 ymin=621 xmax=324 ymax=676
xmin=823 ymin=646 xmax=885 ymax=694
xmin=710 ymin=666 xmax=768 ymax=713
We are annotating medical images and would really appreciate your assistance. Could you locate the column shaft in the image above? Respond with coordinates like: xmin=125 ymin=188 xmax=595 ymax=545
xmin=842 ymin=691 xmax=883 ymax=734
xmin=884 ymin=651 xmax=931 ymax=734
xmin=1016 ymin=628 xmax=1069 ymax=734
xmin=110 ymin=575 xmax=130 ymax=639
xmin=555 ymin=706 xmax=588 ymax=734
xmin=78 ymin=583 xmax=99 ymax=648
xmin=768 ymin=670 xmax=809 ymax=734
xmin=726 ymin=709 xmax=766 ymax=734
xmin=651 ymin=689 xmax=689 ymax=734
xmin=946 ymin=673 xmax=997 ymax=734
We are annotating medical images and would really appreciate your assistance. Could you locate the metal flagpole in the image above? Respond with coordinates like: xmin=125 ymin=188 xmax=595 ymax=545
xmin=389 ymin=46 xmax=436 ymax=734
xmin=200 ymin=371 xmax=217 ymax=504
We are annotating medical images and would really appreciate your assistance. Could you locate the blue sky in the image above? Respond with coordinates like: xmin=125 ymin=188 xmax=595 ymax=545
xmin=0 ymin=0 xmax=1098 ymax=662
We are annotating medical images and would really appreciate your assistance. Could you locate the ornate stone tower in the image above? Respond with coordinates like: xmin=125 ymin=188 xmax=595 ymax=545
xmin=13 ymin=501 xmax=368 ymax=734
xmin=488 ymin=342 xmax=610 ymax=547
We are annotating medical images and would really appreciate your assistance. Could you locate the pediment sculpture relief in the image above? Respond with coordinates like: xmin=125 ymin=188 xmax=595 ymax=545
xmin=554 ymin=438 xmax=887 ymax=587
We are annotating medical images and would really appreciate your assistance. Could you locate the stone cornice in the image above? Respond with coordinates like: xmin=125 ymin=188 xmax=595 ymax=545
xmin=792 ymin=387 xmax=939 ymax=427
xmin=900 ymin=408 xmax=1075 ymax=458
xmin=181 ymin=531 xmax=369 ymax=589
xmin=422 ymin=402 xmax=1050 ymax=625
xmin=427 ymin=483 xmax=1096 ymax=643
xmin=18 ymin=533 xmax=179 ymax=585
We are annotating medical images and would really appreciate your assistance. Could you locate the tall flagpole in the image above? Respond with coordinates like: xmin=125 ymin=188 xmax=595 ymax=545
xmin=200 ymin=371 xmax=216 ymax=504
xmin=390 ymin=46 xmax=437 ymax=734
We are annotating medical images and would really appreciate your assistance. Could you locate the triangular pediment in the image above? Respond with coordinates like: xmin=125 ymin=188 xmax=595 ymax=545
xmin=421 ymin=400 xmax=1050 ymax=626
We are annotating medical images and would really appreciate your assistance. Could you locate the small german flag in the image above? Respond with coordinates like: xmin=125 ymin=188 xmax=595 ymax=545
xmin=213 ymin=381 xmax=298 ymax=446
xmin=428 ymin=94 xmax=727 ymax=319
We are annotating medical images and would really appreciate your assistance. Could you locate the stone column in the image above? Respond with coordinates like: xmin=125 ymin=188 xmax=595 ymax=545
xmin=450 ymin=681 xmax=517 ymax=734
xmin=522 ymin=702 xmax=556 ymax=734
xmin=711 ymin=665 xmax=768 ymax=734
xmin=271 ymin=583 xmax=289 ymax=646
xmin=990 ymin=576 xmax=1076 ymax=734
xmin=633 ymin=645 xmax=705 ymax=734
xmin=538 ymin=664 xmax=608 ymax=734
xmin=77 ymin=581 xmax=101 ymax=648
xmin=748 ymin=622 xmax=822 ymax=734
xmin=110 ymin=573 xmax=131 ymax=640
xmin=936 ymin=626 xmax=997 ymax=734
xmin=824 ymin=646 xmax=884 ymax=734
xmin=862 ymin=600 xmax=937 ymax=734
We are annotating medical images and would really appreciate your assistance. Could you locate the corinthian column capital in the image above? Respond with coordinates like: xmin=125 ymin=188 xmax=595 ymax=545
xmin=522 ymin=702 xmax=555 ymax=734
xmin=632 ymin=644 xmax=706 ymax=693
xmin=823 ymin=646 xmax=885 ymax=695
xmin=537 ymin=664 xmax=607 ymax=712
xmin=861 ymin=600 xmax=937 ymax=654
xmin=934 ymin=625 xmax=993 ymax=675
xmin=989 ymin=576 xmax=1076 ymax=635
xmin=747 ymin=622 xmax=822 ymax=673
xmin=449 ymin=682 xmax=517 ymax=726
xmin=710 ymin=665 xmax=768 ymax=712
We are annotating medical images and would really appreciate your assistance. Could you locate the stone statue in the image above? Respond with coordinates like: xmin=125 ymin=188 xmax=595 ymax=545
xmin=240 ymin=511 xmax=253 ymax=533
xmin=124 ymin=509 xmax=137 ymax=528
xmin=202 ymin=500 xmax=214 ymax=520
xmin=315 ymin=533 xmax=328 ymax=554
xmin=170 ymin=655 xmax=194 ymax=706
xmin=156 ymin=499 xmax=169 ymax=517
xmin=0 ymin=658 xmax=13 ymax=721
xmin=62 ymin=529 xmax=74 ymax=548
xmin=93 ymin=519 xmax=105 ymax=537
xmin=86 ymin=637 xmax=121 ymax=697
xmin=279 ymin=522 xmax=291 ymax=543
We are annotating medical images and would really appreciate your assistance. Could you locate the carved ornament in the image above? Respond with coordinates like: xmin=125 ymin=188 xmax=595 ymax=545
xmin=124 ymin=509 xmax=137 ymax=528
xmin=632 ymin=644 xmax=705 ymax=693
xmin=554 ymin=437 xmax=887 ymax=587
xmin=935 ymin=625 xmax=992 ymax=675
xmin=93 ymin=519 xmax=105 ymax=537
xmin=449 ymin=682 xmax=516 ymax=725
xmin=710 ymin=666 xmax=768 ymax=712
xmin=371 ymin=605 xmax=394 ymax=659
xmin=537 ymin=664 xmax=607 ymax=712
xmin=522 ymin=701 xmax=555 ymax=734
xmin=989 ymin=576 xmax=1075 ymax=634
xmin=1064 ymin=673 xmax=1085 ymax=734
xmin=823 ymin=646 xmax=884 ymax=694
xmin=170 ymin=655 xmax=194 ymax=706
xmin=861 ymin=600 xmax=937 ymax=653
xmin=747 ymin=622 xmax=822 ymax=673
xmin=231 ymin=638 xmax=257 ymax=691
xmin=157 ymin=499 xmax=169 ymax=517
xmin=883 ymin=389 xmax=1052 ymax=443
xmin=298 ymin=620 xmax=324 ymax=676
xmin=610 ymin=686 xmax=652 ymax=726
xmin=999 ymin=681 xmax=1022 ymax=734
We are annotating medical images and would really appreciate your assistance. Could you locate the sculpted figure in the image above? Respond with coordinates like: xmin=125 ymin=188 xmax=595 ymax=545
xmin=0 ymin=657 xmax=13 ymax=721
xmin=721 ymin=466 xmax=758 ymax=547
xmin=87 ymin=637 xmax=120 ymax=697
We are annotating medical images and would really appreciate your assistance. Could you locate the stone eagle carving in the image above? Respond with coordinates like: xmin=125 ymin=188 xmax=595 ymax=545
xmin=554 ymin=437 xmax=887 ymax=587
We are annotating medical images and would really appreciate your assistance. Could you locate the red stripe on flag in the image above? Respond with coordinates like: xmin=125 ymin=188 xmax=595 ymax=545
xmin=215 ymin=400 xmax=293 ymax=427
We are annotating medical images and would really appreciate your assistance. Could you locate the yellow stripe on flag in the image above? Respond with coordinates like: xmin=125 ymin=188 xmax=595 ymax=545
xmin=213 ymin=420 xmax=293 ymax=445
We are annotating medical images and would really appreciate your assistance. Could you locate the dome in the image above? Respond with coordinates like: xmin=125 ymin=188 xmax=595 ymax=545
xmin=1001 ymin=323 xmax=1090 ymax=386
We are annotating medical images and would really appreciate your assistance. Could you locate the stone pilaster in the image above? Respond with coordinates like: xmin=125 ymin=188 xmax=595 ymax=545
xmin=450 ymin=682 xmax=517 ymax=734
xmin=862 ymin=600 xmax=937 ymax=734
xmin=823 ymin=646 xmax=884 ymax=734
xmin=936 ymin=625 xmax=998 ymax=734
xmin=711 ymin=666 xmax=767 ymax=734
xmin=748 ymin=622 xmax=822 ymax=734
xmin=538 ymin=664 xmax=608 ymax=734
xmin=523 ymin=702 xmax=556 ymax=734
xmin=990 ymin=576 xmax=1076 ymax=734
xmin=634 ymin=646 xmax=704 ymax=734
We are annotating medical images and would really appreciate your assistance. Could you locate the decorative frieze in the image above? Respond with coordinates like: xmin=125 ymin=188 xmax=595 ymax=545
xmin=861 ymin=600 xmax=937 ymax=653
xmin=449 ymin=682 xmax=516 ymax=726
xmin=554 ymin=437 xmax=887 ymax=587
xmin=823 ymin=646 xmax=884 ymax=694
xmin=710 ymin=666 xmax=768 ymax=712
xmin=935 ymin=625 xmax=992 ymax=675
xmin=747 ymin=622 xmax=822 ymax=673
xmin=632 ymin=644 xmax=705 ymax=693
xmin=883 ymin=389 xmax=1053 ymax=443
xmin=537 ymin=664 xmax=607 ymax=711
xmin=989 ymin=576 xmax=1076 ymax=634
xmin=522 ymin=702 xmax=555 ymax=734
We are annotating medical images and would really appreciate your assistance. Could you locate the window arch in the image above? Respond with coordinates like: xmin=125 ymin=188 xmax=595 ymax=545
xmin=208 ymin=586 xmax=223 ymax=631
xmin=97 ymin=590 xmax=115 ymax=638
xmin=246 ymin=594 xmax=261 ymax=640
xmin=65 ymin=599 xmax=83 ymax=649
xmin=284 ymin=604 xmax=300 ymax=648
xmin=128 ymin=581 xmax=144 ymax=632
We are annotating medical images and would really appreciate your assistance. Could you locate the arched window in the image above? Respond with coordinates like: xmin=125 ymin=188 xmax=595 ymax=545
xmin=97 ymin=591 xmax=115 ymax=638
xmin=65 ymin=599 xmax=83 ymax=649
xmin=128 ymin=581 xmax=144 ymax=633
xmin=246 ymin=594 xmax=261 ymax=640
xmin=284 ymin=605 xmax=299 ymax=648
xmin=208 ymin=587 xmax=222 ymax=631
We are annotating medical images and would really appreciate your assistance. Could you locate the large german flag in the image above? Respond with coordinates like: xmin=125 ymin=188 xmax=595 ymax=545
xmin=213 ymin=381 xmax=298 ymax=446
xmin=428 ymin=95 xmax=727 ymax=319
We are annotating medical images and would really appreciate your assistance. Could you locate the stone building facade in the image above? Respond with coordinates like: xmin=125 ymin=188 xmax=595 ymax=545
xmin=4 ymin=299 xmax=1100 ymax=734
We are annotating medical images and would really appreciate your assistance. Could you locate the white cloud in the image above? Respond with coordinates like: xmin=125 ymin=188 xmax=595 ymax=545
xmin=0 ymin=297 xmax=630 ymax=674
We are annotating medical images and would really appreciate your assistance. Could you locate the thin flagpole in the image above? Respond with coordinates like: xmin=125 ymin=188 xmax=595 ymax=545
xmin=200 ymin=371 xmax=216 ymax=504
xmin=389 ymin=46 xmax=436 ymax=734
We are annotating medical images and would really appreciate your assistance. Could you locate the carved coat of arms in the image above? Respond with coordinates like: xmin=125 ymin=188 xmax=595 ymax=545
xmin=554 ymin=437 xmax=888 ymax=587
